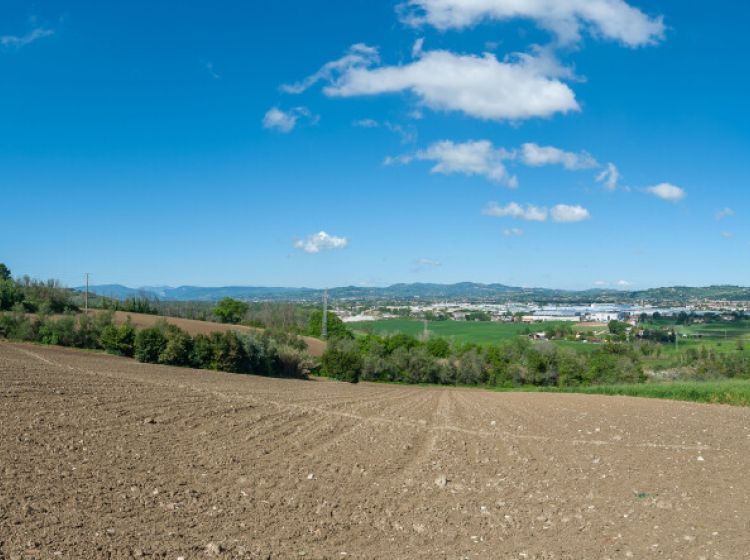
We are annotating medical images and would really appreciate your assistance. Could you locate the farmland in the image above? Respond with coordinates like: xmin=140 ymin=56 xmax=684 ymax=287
xmin=349 ymin=318 xmax=571 ymax=345
xmin=2 ymin=341 xmax=750 ymax=558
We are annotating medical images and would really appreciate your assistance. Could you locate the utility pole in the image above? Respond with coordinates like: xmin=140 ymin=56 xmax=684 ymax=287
xmin=84 ymin=273 xmax=90 ymax=314
xmin=321 ymin=289 xmax=328 ymax=339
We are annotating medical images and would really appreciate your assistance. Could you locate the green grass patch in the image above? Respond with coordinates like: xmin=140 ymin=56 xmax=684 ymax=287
xmin=539 ymin=379 xmax=750 ymax=406
xmin=349 ymin=319 xmax=571 ymax=345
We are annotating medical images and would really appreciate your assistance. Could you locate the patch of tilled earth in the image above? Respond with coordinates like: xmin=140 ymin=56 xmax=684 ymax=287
xmin=1 ymin=342 xmax=749 ymax=559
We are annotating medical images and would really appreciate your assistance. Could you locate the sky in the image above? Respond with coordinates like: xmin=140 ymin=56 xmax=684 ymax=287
xmin=1 ymin=0 xmax=749 ymax=290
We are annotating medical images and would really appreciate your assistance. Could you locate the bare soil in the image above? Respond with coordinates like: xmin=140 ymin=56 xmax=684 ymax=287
xmin=1 ymin=342 xmax=749 ymax=559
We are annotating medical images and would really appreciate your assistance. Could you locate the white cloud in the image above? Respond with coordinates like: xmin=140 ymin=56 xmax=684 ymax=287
xmin=645 ymin=182 xmax=685 ymax=202
xmin=503 ymin=228 xmax=524 ymax=237
xmin=594 ymin=280 xmax=608 ymax=287
xmin=520 ymin=143 xmax=598 ymax=170
xmin=353 ymin=119 xmax=416 ymax=143
xmin=550 ymin=204 xmax=591 ymax=223
xmin=392 ymin=140 xmax=517 ymax=186
xmin=1 ymin=27 xmax=54 ymax=49
xmin=286 ymin=44 xmax=579 ymax=122
xmin=715 ymin=207 xmax=734 ymax=220
xmin=204 ymin=61 xmax=220 ymax=79
xmin=398 ymin=0 xmax=665 ymax=47
xmin=281 ymin=43 xmax=380 ymax=94
xmin=483 ymin=202 xmax=548 ymax=221
xmin=262 ymin=106 xmax=315 ymax=133
xmin=294 ymin=231 xmax=348 ymax=254
xmin=484 ymin=202 xmax=590 ymax=223
xmin=353 ymin=118 xmax=379 ymax=128
xmin=596 ymin=163 xmax=621 ymax=191
xmin=616 ymin=280 xmax=632 ymax=287
xmin=721 ymin=231 xmax=734 ymax=239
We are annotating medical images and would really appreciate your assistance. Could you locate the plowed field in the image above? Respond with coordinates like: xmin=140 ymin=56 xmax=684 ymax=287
xmin=1 ymin=342 xmax=748 ymax=559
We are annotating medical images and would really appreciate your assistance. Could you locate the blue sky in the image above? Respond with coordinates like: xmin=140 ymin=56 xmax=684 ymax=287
xmin=1 ymin=0 xmax=749 ymax=290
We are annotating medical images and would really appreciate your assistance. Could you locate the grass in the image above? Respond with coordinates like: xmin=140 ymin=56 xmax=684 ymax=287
xmin=539 ymin=379 xmax=750 ymax=406
xmin=349 ymin=319 xmax=569 ymax=345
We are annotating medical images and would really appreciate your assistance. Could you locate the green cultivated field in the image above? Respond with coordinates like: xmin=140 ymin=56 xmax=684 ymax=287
xmin=349 ymin=319 xmax=566 ymax=345
xmin=541 ymin=379 xmax=750 ymax=407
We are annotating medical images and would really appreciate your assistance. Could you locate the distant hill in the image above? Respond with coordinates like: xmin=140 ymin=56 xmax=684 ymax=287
xmin=80 ymin=282 xmax=750 ymax=303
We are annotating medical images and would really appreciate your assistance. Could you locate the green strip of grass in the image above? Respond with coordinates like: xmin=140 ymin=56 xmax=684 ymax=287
xmin=539 ymin=379 xmax=750 ymax=406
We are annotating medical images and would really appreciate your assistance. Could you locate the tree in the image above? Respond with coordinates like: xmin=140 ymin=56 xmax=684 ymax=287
xmin=307 ymin=310 xmax=352 ymax=339
xmin=159 ymin=325 xmax=193 ymax=366
xmin=0 ymin=263 xmax=10 ymax=281
xmin=134 ymin=326 xmax=168 ymax=363
xmin=321 ymin=338 xmax=362 ymax=383
xmin=213 ymin=297 xmax=249 ymax=324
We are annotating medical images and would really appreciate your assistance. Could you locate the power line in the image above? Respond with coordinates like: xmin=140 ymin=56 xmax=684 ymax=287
xmin=321 ymin=289 xmax=328 ymax=339
xmin=84 ymin=272 xmax=90 ymax=314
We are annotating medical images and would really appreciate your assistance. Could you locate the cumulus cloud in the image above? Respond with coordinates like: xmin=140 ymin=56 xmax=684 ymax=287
xmin=645 ymin=182 xmax=685 ymax=202
xmin=262 ymin=106 xmax=315 ymax=133
xmin=550 ymin=204 xmax=591 ymax=223
xmin=596 ymin=163 xmax=621 ymax=191
xmin=520 ymin=143 xmax=598 ymax=170
xmin=1 ymin=27 xmax=54 ymax=49
xmin=285 ymin=44 xmax=579 ymax=122
xmin=715 ymin=207 xmax=734 ymax=220
xmin=616 ymin=280 xmax=632 ymax=287
xmin=482 ymin=202 xmax=548 ymax=221
xmin=398 ymin=0 xmax=665 ymax=47
xmin=389 ymin=140 xmax=517 ymax=186
xmin=294 ymin=231 xmax=348 ymax=254
xmin=503 ymin=228 xmax=524 ymax=237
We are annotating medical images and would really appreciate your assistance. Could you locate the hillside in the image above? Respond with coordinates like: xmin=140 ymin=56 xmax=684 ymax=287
xmin=82 ymin=282 xmax=750 ymax=303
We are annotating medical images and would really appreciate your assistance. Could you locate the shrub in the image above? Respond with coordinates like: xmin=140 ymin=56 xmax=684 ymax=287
xmin=37 ymin=315 xmax=77 ymax=347
xmin=159 ymin=325 xmax=193 ymax=366
xmin=209 ymin=331 xmax=248 ymax=373
xmin=134 ymin=326 xmax=168 ymax=363
xmin=321 ymin=338 xmax=363 ymax=383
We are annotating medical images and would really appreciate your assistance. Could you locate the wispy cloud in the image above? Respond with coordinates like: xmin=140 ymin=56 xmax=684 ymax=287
xmin=294 ymin=231 xmax=348 ymax=254
xmin=715 ymin=207 xmax=734 ymax=220
xmin=596 ymin=163 xmax=621 ymax=191
xmin=412 ymin=257 xmax=442 ymax=272
xmin=1 ymin=27 xmax=54 ymax=49
xmin=204 ymin=61 xmax=220 ymax=79
xmin=354 ymin=118 xmax=416 ymax=143
xmin=721 ymin=231 xmax=734 ymax=239
xmin=484 ymin=202 xmax=590 ymax=223
xmin=398 ymin=0 xmax=665 ymax=47
xmin=503 ymin=228 xmax=524 ymax=237
xmin=520 ymin=143 xmax=598 ymax=170
xmin=262 ymin=106 xmax=316 ymax=133
xmin=645 ymin=182 xmax=686 ymax=202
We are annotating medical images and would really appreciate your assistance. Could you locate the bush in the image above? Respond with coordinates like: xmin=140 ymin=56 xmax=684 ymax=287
xmin=134 ymin=325 xmax=168 ymax=363
xmin=37 ymin=315 xmax=77 ymax=347
xmin=100 ymin=321 xmax=136 ymax=357
xmin=322 ymin=338 xmax=363 ymax=383
xmin=159 ymin=325 xmax=193 ymax=366
xmin=208 ymin=331 xmax=248 ymax=373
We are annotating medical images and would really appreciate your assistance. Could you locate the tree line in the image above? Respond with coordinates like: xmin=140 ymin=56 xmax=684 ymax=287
xmin=0 ymin=309 xmax=315 ymax=379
